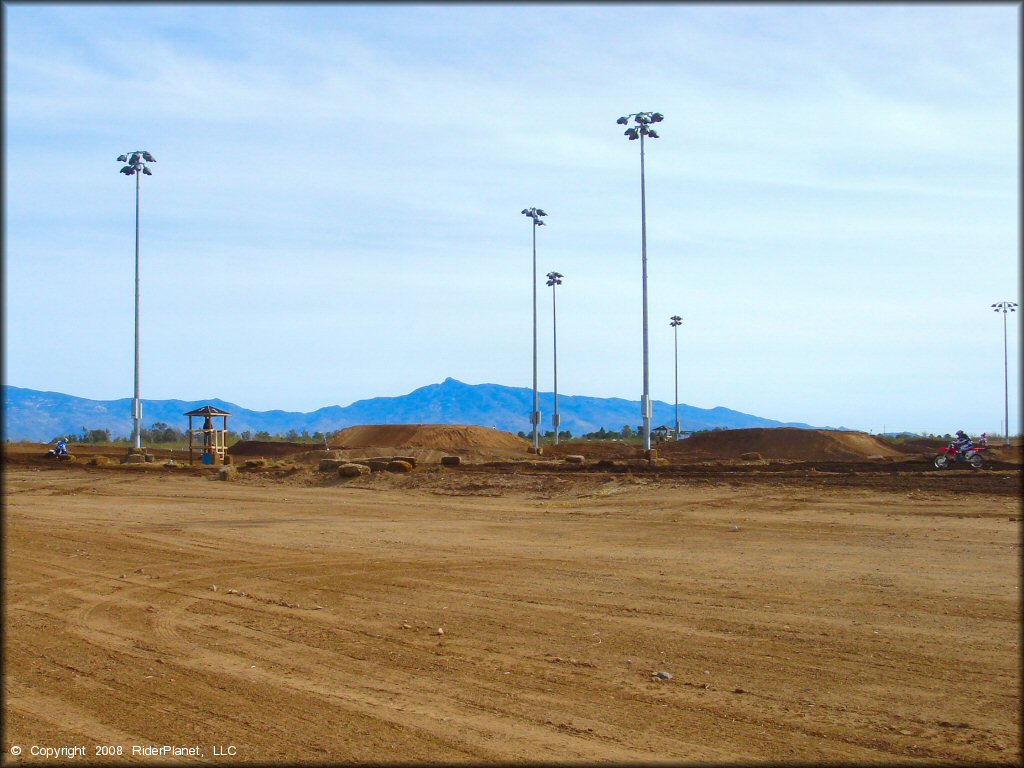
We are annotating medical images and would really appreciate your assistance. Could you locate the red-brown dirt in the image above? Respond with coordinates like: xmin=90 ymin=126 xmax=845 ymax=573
xmin=227 ymin=440 xmax=315 ymax=458
xmin=661 ymin=428 xmax=906 ymax=461
xmin=328 ymin=424 xmax=530 ymax=453
xmin=546 ymin=428 xmax=909 ymax=463
xmin=889 ymin=437 xmax=948 ymax=453
xmin=3 ymin=449 xmax=1020 ymax=763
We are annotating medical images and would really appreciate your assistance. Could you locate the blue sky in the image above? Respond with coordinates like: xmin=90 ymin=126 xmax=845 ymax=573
xmin=3 ymin=3 xmax=1019 ymax=434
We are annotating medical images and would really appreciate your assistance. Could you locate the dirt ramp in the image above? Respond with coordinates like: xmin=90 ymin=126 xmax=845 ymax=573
xmin=663 ymin=428 xmax=905 ymax=461
xmin=329 ymin=424 xmax=530 ymax=452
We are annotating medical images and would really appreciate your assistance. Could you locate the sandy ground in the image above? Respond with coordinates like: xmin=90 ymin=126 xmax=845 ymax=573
xmin=3 ymin=449 xmax=1021 ymax=764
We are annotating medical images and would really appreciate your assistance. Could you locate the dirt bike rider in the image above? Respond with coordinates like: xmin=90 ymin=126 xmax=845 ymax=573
xmin=952 ymin=430 xmax=974 ymax=459
xmin=54 ymin=437 xmax=69 ymax=457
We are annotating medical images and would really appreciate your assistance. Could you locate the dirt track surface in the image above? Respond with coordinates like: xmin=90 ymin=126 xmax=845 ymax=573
xmin=4 ymin=453 xmax=1021 ymax=764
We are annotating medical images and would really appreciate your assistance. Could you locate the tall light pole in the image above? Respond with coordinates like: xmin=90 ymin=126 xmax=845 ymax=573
xmin=992 ymin=301 xmax=1017 ymax=447
xmin=118 ymin=150 xmax=156 ymax=450
xmin=617 ymin=111 xmax=663 ymax=451
xmin=670 ymin=315 xmax=682 ymax=440
xmin=522 ymin=207 xmax=547 ymax=452
xmin=547 ymin=271 xmax=564 ymax=445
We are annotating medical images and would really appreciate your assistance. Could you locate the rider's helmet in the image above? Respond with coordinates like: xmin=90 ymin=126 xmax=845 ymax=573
xmin=956 ymin=430 xmax=966 ymax=438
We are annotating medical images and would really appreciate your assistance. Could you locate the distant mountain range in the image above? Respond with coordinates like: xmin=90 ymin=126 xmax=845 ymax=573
xmin=2 ymin=378 xmax=821 ymax=442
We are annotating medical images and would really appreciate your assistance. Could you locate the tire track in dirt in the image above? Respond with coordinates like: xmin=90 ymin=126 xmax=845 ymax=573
xmin=82 ymin=580 xmax=619 ymax=760
xmin=5 ymin=465 xmax=1019 ymax=762
xmin=33 ymin=542 xmax=737 ymax=761
xmin=5 ymin=678 xmax=143 ymax=746
xmin=164 ymin=605 xmax=720 ymax=762
xmin=8 ymin=566 xmax=491 ymax=760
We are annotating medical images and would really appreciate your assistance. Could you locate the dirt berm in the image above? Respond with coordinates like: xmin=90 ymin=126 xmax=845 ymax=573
xmin=659 ymin=428 xmax=906 ymax=461
xmin=227 ymin=440 xmax=314 ymax=458
xmin=328 ymin=424 xmax=529 ymax=452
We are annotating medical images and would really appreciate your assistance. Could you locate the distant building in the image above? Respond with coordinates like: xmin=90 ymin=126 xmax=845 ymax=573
xmin=652 ymin=425 xmax=673 ymax=442
xmin=653 ymin=425 xmax=694 ymax=442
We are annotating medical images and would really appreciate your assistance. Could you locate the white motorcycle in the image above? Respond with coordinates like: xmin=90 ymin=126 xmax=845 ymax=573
xmin=46 ymin=441 xmax=72 ymax=461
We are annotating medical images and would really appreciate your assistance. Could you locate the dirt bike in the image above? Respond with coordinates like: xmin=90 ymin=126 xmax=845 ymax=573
xmin=46 ymin=443 xmax=72 ymax=461
xmin=934 ymin=442 xmax=986 ymax=469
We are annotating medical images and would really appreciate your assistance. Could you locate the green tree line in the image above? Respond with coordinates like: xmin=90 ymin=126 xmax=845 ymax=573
xmin=50 ymin=423 xmax=346 ymax=445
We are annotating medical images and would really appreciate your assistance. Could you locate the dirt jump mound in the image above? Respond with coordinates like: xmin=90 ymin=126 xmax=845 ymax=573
xmin=328 ymin=424 xmax=530 ymax=452
xmin=664 ymin=428 xmax=905 ymax=462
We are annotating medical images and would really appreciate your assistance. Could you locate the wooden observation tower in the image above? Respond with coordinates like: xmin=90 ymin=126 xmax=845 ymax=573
xmin=184 ymin=405 xmax=231 ymax=465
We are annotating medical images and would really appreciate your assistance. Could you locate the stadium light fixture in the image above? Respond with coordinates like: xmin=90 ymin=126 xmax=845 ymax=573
xmin=547 ymin=271 xmax=564 ymax=445
xmin=992 ymin=301 xmax=1018 ymax=446
xmin=670 ymin=315 xmax=682 ymax=440
xmin=617 ymin=111 xmax=663 ymax=451
xmin=117 ymin=150 xmax=156 ymax=450
xmin=522 ymin=207 xmax=547 ymax=451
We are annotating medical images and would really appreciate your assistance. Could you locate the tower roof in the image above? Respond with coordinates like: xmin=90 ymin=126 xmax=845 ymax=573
xmin=183 ymin=405 xmax=231 ymax=417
